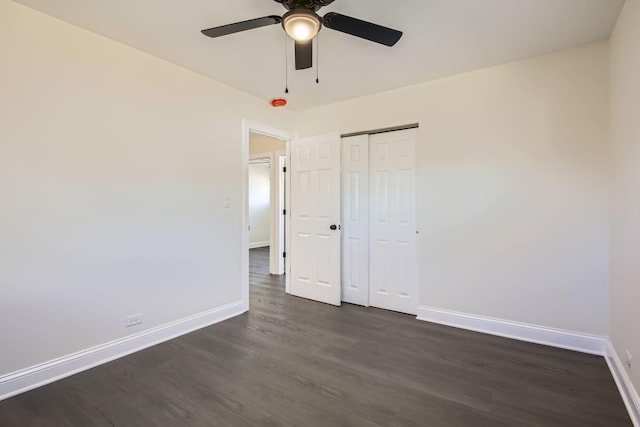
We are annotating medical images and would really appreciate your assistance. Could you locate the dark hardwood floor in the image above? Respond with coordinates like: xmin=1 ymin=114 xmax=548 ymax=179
xmin=0 ymin=247 xmax=632 ymax=426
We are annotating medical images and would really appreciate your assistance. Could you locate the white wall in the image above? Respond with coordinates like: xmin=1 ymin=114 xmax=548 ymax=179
xmin=249 ymin=163 xmax=271 ymax=247
xmin=0 ymin=0 xmax=293 ymax=376
xmin=0 ymin=0 xmax=616 ymax=385
xmin=296 ymin=43 xmax=610 ymax=336
xmin=610 ymin=0 xmax=640 ymax=395
xmin=249 ymin=133 xmax=286 ymax=156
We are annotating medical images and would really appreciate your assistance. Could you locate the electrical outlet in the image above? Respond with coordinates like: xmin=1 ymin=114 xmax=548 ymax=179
xmin=626 ymin=350 xmax=632 ymax=369
xmin=126 ymin=313 xmax=142 ymax=327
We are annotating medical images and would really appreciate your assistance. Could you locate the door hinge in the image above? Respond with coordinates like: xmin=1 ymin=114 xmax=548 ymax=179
xmin=283 ymin=166 xmax=287 ymax=173
xmin=283 ymin=252 xmax=286 ymax=258
xmin=283 ymin=209 xmax=286 ymax=215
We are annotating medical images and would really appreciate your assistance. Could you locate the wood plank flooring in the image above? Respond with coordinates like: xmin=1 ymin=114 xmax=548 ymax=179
xmin=0 ymin=247 xmax=632 ymax=426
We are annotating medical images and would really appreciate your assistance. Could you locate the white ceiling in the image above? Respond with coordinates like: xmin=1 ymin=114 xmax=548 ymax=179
xmin=14 ymin=0 xmax=624 ymax=110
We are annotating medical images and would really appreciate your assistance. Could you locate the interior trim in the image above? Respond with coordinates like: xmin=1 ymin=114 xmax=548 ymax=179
xmin=0 ymin=300 xmax=246 ymax=402
xmin=416 ymin=305 xmax=607 ymax=355
xmin=606 ymin=342 xmax=640 ymax=427
xmin=249 ymin=241 xmax=270 ymax=249
xmin=417 ymin=306 xmax=639 ymax=425
xmin=341 ymin=123 xmax=419 ymax=138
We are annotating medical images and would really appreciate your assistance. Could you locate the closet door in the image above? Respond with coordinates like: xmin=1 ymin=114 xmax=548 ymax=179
xmin=341 ymin=135 xmax=369 ymax=306
xmin=369 ymin=129 xmax=418 ymax=315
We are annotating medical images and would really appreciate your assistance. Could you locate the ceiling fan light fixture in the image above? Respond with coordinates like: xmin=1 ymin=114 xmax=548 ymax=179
xmin=282 ymin=9 xmax=321 ymax=42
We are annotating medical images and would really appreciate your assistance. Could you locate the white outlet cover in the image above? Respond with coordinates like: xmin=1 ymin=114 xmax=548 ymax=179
xmin=126 ymin=314 xmax=142 ymax=327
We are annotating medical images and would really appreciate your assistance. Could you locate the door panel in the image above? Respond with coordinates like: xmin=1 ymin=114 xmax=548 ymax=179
xmin=369 ymin=129 xmax=418 ymax=315
xmin=341 ymin=135 xmax=369 ymax=306
xmin=290 ymin=133 xmax=341 ymax=306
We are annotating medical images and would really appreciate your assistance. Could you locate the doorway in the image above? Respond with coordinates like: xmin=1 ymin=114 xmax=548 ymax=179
xmin=248 ymin=131 xmax=287 ymax=277
xmin=248 ymin=157 xmax=271 ymax=249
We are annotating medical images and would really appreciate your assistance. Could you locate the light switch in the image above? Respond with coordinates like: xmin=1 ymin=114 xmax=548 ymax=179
xmin=223 ymin=196 xmax=231 ymax=208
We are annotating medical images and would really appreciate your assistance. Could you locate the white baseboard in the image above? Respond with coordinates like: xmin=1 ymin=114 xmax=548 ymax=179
xmin=416 ymin=306 xmax=638 ymax=425
xmin=249 ymin=241 xmax=269 ymax=249
xmin=606 ymin=341 xmax=640 ymax=427
xmin=416 ymin=306 xmax=607 ymax=355
xmin=0 ymin=300 xmax=246 ymax=402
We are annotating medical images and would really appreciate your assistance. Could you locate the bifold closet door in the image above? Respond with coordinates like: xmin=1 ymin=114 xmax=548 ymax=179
xmin=341 ymin=135 xmax=369 ymax=306
xmin=369 ymin=129 xmax=418 ymax=315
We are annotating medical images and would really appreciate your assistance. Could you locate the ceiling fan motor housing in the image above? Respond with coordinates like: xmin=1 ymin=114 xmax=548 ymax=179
xmin=274 ymin=0 xmax=335 ymax=12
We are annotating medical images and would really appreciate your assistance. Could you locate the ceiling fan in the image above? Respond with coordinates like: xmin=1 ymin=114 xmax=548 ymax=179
xmin=201 ymin=0 xmax=403 ymax=70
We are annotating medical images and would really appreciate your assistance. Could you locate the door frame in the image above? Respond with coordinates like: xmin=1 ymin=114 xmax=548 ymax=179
xmin=276 ymin=150 xmax=287 ymax=275
xmin=242 ymin=120 xmax=291 ymax=312
xmin=285 ymin=138 xmax=291 ymax=294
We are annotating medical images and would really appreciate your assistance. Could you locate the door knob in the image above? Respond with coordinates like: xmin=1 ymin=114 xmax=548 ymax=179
xmin=330 ymin=224 xmax=338 ymax=230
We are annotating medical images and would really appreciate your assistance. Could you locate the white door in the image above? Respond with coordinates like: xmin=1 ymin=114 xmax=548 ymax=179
xmin=289 ymin=133 xmax=342 ymax=306
xmin=341 ymin=135 xmax=369 ymax=306
xmin=369 ymin=129 xmax=418 ymax=315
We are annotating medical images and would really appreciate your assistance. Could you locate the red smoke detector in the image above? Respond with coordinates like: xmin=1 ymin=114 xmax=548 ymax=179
xmin=270 ymin=98 xmax=287 ymax=107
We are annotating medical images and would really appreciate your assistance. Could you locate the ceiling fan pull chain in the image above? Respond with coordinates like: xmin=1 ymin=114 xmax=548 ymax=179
xmin=284 ymin=33 xmax=289 ymax=94
xmin=316 ymin=35 xmax=320 ymax=84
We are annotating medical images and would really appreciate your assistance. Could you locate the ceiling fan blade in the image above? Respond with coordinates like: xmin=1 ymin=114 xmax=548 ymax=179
xmin=323 ymin=12 xmax=402 ymax=47
xmin=201 ymin=16 xmax=282 ymax=38
xmin=295 ymin=40 xmax=313 ymax=70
